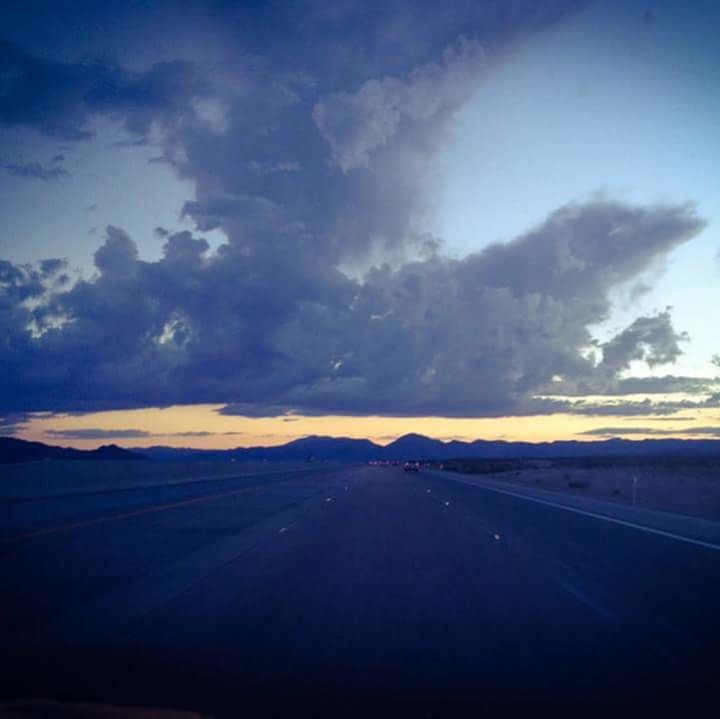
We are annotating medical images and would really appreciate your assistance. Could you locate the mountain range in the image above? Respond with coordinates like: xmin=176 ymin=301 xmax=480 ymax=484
xmin=4 ymin=433 xmax=720 ymax=465
xmin=0 ymin=437 xmax=146 ymax=464
xmin=133 ymin=433 xmax=720 ymax=462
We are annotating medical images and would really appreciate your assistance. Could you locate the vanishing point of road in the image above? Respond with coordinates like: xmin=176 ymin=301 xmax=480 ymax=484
xmin=2 ymin=464 xmax=719 ymax=717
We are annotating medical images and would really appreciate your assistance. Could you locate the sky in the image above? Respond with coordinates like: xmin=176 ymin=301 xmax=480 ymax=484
xmin=1 ymin=0 xmax=719 ymax=448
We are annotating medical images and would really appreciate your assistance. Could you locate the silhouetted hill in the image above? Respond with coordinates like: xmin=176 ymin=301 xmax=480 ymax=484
xmin=134 ymin=435 xmax=720 ymax=462
xmin=0 ymin=437 xmax=146 ymax=464
xmin=10 ymin=434 xmax=719 ymax=465
xmin=242 ymin=435 xmax=380 ymax=461
xmin=383 ymin=433 xmax=445 ymax=460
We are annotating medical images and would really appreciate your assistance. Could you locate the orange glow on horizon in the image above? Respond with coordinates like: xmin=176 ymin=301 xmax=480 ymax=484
xmin=12 ymin=403 xmax=720 ymax=450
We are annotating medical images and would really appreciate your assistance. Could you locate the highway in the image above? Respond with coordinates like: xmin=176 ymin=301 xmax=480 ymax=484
xmin=2 ymin=464 xmax=719 ymax=717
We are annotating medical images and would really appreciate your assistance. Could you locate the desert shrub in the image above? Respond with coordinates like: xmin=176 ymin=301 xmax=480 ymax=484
xmin=568 ymin=480 xmax=590 ymax=489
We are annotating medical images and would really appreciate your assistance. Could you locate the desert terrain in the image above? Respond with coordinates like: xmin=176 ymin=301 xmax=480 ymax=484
xmin=435 ymin=457 xmax=720 ymax=520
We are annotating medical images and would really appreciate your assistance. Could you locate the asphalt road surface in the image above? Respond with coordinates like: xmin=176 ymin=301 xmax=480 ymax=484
xmin=2 ymin=464 xmax=719 ymax=718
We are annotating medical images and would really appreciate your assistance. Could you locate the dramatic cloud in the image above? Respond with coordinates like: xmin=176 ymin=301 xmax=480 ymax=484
xmin=0 ymin=200 xmax=705 ymax=417
xmin=546 ymin=308 xmax=713 ymax=398
xmin=313 ymin=36 xmax=484 ymax=171
xmin=0 ymin=2 xmax=713 ymax=425
xmin=161 ymin=3 xmax=590 ymax=274
xmin=598 ymin=311 xmax=687 ymax=376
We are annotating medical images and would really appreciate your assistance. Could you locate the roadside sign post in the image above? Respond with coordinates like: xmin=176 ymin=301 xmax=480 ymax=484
xmin=632 ymin=476 xmax=638 ymax=507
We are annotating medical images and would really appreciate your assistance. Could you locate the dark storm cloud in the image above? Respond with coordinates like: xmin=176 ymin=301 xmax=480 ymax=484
xmin=215 ymin=0 xmax=586 ymax=89
xmin=2 ymin=159 xmax=68 ymax=180
xmin=0 ymin=1 xmax=708 ymax=419
xmin=158 ymin=2 xmax=590 ymax=271
xmin=0 ymin=38 xmax=206 ymax=140
xmin=313 ymin=36 xmax=484 ymax=171
xmin=0 ymin=201 xmax=705 ymax=417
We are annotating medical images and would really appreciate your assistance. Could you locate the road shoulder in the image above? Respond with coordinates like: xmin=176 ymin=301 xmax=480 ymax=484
xmin=424 ymin=468 xmax=720 ymax=550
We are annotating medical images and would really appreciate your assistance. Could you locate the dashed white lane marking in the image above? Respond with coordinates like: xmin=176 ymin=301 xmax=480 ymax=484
xmin=278 ymin=527 xmax=288 ymax=533
xmin=325 ymin=497 xmax=333 ymax=502
xmin=444 ymin=477 xmax=720 ymax=552
xmin=493 ymin=533 xmax=501 ymax=541
xmin=426 ymin=489 xmax=431 ymax=494
xmin=444 ymin=501 xmax=450 ymax=507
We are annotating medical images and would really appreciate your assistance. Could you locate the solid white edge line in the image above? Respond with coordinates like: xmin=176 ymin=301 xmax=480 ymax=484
xmin=442 ymin=475 xmax=720 ymax=552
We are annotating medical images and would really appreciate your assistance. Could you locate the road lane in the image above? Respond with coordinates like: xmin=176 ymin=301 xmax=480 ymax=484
xmin=3 ymin=465 xmax=719 ymax=718
xmin=424 ymin=468 xmax=720 ymax=549
xmin=0 ymin=464 xmax=345 ymax=540
xmin=2 ymin=472 xmax=338 ymax=544
xmin=0 ymin=465 xmax=356 ymax=643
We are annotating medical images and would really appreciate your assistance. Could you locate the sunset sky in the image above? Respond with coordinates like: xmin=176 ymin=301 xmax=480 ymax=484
xmin=1 ymin=0 xmax=719 ymax=449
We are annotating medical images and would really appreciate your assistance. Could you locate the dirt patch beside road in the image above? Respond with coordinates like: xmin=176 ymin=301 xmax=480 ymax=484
xmin=435 ymin=458 xmax=720 ymax=520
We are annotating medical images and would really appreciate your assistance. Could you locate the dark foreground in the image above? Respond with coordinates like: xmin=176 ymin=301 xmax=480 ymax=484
xmin=2 ymin=464 xmax=719 ymax=718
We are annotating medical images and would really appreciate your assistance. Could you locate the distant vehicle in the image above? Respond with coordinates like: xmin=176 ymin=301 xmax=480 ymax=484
xmin=403 ymin=461 xmax=420 ymax=472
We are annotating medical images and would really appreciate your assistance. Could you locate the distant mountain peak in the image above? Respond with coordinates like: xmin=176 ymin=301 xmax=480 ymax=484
xmin=388 ymin=433 xmax=438 ymax=444
xmin=391 ymin=432 xmax=434 ymax=442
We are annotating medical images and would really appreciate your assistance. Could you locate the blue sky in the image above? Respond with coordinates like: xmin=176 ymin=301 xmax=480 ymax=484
xmin=1 ymin=0 xmax=719 ymax=445
xmin=433 ymin=0 xmax=720 ymax=376
xmin=0 ymin=123 xmax=204 ymax=269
